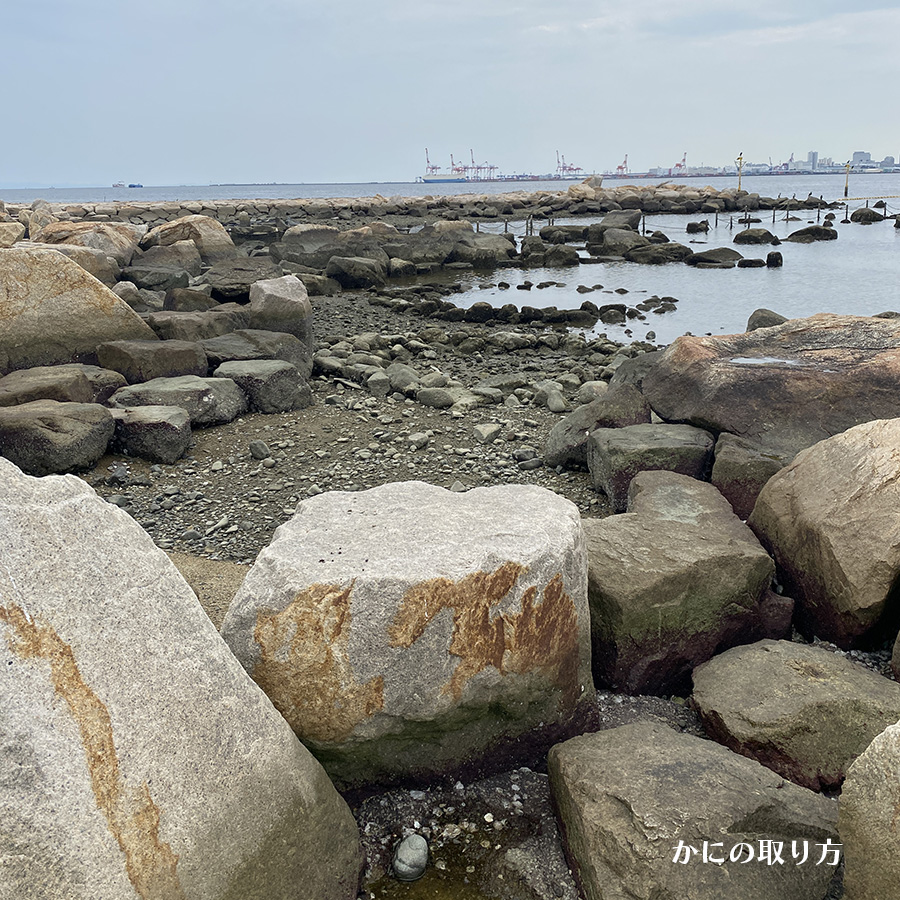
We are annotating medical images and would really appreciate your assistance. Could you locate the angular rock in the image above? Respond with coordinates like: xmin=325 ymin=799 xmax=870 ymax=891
xmin=710 ymin=433 xmax=793 ymax=520
xmin=205 ymin=257 xmax=283 ymax=303
xmin=141 ymin=214 xmax=238 ymax=265
xmin=324 ymin=255 xmax=386 ymax=288
xmin=97 ymin=339 xmax=208 ymax=384
xmin=36 ymin=220 xmax=141 ymax=266
xmin=840 ymin=722 xmax=900 ymax=900
xmin=0 ymin=365 xmax=96 ymax=406
xmin=0 ymin=400 xmax=114 ymax=475
xmin=642 ymin=314 xmax=900 ymax=454
xmin=109 ymin=375 xmax=248 ymax=426
xmin=121 ymin=264 xmax=190 ymax=293
xmin=548 ymin=723 xmax=839 ymax=900
xmin=584 ymin=471 xmax=775 ymax=694
xmin=686 ymin=247 xmax=744 ymax=267
xmin=586 ymin=423 xmax=715 ymax=511
xmin=52 ymin=364 xmax=127 ymax=404
xmin=587 ymin=227 xmax=649 ymax=257
xmin=206 ymin=328 xmax=311 ymax=374
xmin=748 ymin=418 xmax=900 ymax=647
xmin=144 ymin=308 xmax=251 ymax=342
xmin=164 ymin=286 xmax=220 ymax=312
xmin=543 ymin=384 xmax=651 ymax=469
xmin=586 ymin=210 xmax=642 ymax=236
xmin=0 ymin=222 xmax=25 ymax=248
xmin=247 ymin=276 xmax=315 ymax=376
xmin=692 ymin=639 xmax=900 ymax=792
xmin=607 ymin=349 xmax=664 ymax=390
xmin=850 ymin=206 xmax=885 ymax=224
xmin=221 ymin=482 xmax=596 ymax=792
xmin=0 ymin=248 xmax=157 ymax=374
xmin=110 ymin=404 xmax=193 ymax=464
xmin=0 ymin=457 xmax=363 ymax=900
xmin=139 ymin=239 xmax=203 ymax=276
xmin=21 ymin=241 xmax=121 ymax=285
xmin=213 ymin=360 xmax=311 ymax=413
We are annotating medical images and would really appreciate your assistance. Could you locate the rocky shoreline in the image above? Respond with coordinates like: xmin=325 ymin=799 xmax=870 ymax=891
xmin=3 ymin=187 xmax=900 ymax=900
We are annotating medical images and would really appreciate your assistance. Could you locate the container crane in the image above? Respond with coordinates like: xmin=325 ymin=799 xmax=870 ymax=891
xmin=616 ymin=154 xmax=629 ymax=176
xmin=556 ymin=151 xmax=584 ymax=177
xmin=424 ymin=148 xmax=440 ymax=176
xmin=672 ymin=152 xmax=687 ymax=175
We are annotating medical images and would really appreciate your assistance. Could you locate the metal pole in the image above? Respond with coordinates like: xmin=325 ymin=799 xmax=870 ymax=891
xmin=844 ymin=162 xmax=850 ymax=199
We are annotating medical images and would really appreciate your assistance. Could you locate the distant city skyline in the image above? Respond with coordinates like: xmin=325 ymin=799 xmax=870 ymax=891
xmin=3 ymin=1 xmax=899 ymax=189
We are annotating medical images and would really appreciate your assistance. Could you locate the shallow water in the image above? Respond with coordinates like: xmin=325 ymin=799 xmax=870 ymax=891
xmin=448 ymin=208 xmax=900 ymax=346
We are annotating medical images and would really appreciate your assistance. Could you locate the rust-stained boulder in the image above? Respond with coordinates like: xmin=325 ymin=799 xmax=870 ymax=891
xmin=0 ymin=248 xmax=158 ymax=374
xmin=749 ymin=418 xmax=900 ymax=648
xmin=0 ymin=457 xmax=363 ymax=900
xmin=642 ymin=314 xmax=900 ymax=454
xmin=141 ymin=214 xmax=238 ymax=265
xmin=221 ymin=481 xmax=596 ymax=791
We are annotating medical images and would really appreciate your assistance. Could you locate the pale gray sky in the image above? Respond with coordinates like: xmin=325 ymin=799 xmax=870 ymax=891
xmin=3 ymin=0 xmax=898 ymax=186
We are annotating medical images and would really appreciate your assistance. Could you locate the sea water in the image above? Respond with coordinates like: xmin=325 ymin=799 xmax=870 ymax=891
xmin=3 ymin=173 xmax=897 ymax=347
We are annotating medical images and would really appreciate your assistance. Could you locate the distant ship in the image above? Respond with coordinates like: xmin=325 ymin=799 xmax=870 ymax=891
xmin=112 ymin=182 xmax=125 ymax=188
xmin=128 ymin=183 xmax=143 ymax=188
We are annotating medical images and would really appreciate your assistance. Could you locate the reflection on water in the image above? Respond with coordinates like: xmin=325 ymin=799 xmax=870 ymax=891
xmin=448 ymin=210 xmax=900 ymax=346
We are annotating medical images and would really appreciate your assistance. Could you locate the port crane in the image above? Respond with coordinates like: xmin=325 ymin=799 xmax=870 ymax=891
xmin=424 ymin=148 xmax=441 ymax=176
xmin=616 ymin=154 xmax=629 ymax=176
xmin=556 ymin=151 xmax=583 ymax=177
xmin=671 ymin=152 xmax=687 ymax=176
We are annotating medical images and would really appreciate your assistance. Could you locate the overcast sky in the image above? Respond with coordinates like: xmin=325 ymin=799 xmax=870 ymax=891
xmin=3 ymin=0 xmax=898 ymax=187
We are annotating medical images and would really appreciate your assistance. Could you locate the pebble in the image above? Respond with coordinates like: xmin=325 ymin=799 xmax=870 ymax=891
xmin=249 ymin=440 xmax=271 ymax=460
xmin=392 ymin=834 xmax=428 ymax=882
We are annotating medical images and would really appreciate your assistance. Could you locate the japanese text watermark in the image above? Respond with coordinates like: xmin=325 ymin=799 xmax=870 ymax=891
xmin=672 ymin=839 xmax=842 ymax=866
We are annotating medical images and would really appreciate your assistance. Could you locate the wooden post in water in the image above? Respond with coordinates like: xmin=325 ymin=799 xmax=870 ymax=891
xmin=844 ymin=162 xmax=851 ymax=199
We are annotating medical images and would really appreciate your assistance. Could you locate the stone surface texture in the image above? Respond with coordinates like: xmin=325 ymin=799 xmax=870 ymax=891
xmin=141 ymin=214 xmax=237 ymax=265
xmin=110 ymin=405 xmax=193 ymax=464
xmin=0 ymin=457 xmax=363 ymax=900
xmin=692 ymin=640 xmax=900 ymax=791
xmin=221 ymin=481 xmax=596 ymax=791
xmin=109 ymin=375 xmax=248 ymax=426
xmin=584 ymin=471 xmax=775 ymax=694
xmin=748 ymin=418 xmax=900 ymax=647
xmin=839 ymin=721 xmax=900 ymax=900
xmin=548 ymin=723 xmax=839 ymax=900
xmin=0 ymin=248 xmax=158 ymax=374
xmin=586 ymin=422 xmax=715 ymax=511
xmin=0 ymin=399 xmax=114 ymax=475
xmin=643 ymin=314 xmax=900 ymax=454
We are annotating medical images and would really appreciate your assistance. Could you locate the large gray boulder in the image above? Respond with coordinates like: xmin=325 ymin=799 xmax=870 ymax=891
xmin=200 ymin=329 xmax=311 ymax=372
xmin=587 ymin=227 xmax=649 ymax=257
xmin=840 ymin=722 xmax=900 ymax=900
xmin=97 ymin=339 xmax=208 ymax=384
xmin=548 ymin=723 xmax=840 ymax=900
xmin=642 ymin=314 xmax=900 ymax=455
xmin=141 ymin=214 xmax=238 ymax=265
xmin=109 ymin=375 xmax=248 ymax=426
xmin=206 ymin=257 xmax=283 ymax=303
xmin=0 ymin=365 xmax=96 ymax=406
xmin=20 ymin=240 xmax=121 ymax=285
xmin=586 ymin=422 xmax=715 ymax=511
xmin=692 ymin=639 xmax=900 ymax=792
xmin=544 ymin=384 xmax=651 ymax=469
xmin=144 ymin=308 xmax=251 ymax=342
xmin=0 ymin=248 xmax=158 ymax=375
xmin=710 ymin=433 xmax=793 ymax=520
xmin=0 ymin=400 xmax=114 ymax=475
xmin=324 ymin=255 xmax=386 ymax=288
xmin=247 ymin=276 xmax=315 ymax=377
xmin=139 ymin=239 xmax=203 ymax=276
xmin=749 ymin=418 xmax=900 ymax=647
xmin=212 ymin=360 xmax=311 ymax=413
xmin=0 ymin=457 xmax=363 ymax=900
xmin=36 ymin=220 xmax=142 ymax=266
xmin=221 ymin=481 xmax=596 ymax=792
xmin=584 ymin=471 xmax=776 ymax=694
xmin=110 ymin=405 xmax=193 ymax=464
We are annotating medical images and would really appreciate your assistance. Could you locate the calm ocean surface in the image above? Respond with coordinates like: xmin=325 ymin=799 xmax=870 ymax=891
xmin=3 ymin=173 xmax=898 ymax=346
